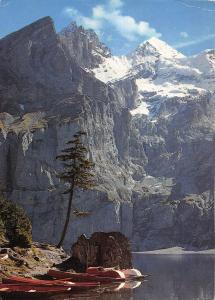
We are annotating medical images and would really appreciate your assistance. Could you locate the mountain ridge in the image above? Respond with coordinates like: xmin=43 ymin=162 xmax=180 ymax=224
xmin=0 ymin=17 xmax=213 ymax=251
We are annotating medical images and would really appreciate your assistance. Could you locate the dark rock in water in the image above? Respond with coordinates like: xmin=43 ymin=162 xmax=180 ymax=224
xmin=57 ymin=232 xmax=132 ymax=272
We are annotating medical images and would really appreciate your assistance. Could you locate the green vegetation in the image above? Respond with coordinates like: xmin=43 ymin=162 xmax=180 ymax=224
xmin=0 ymin=217 xmax=6 ymax=244
xmin=56 ymin=131 xmax=96 ymax=248
xmin=0 ymin=195 xmax=32 ymax=248
xmin=0 ymin=112 xmax=47 ymax=136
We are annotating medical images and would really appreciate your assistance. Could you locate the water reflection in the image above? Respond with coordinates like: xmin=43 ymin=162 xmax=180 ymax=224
xmin=2 ymin=254 xmax=214 ymax=300
xmin=63 ymin=254 xmax=215 ymax=300
xmin=133 ymin=254 xmax=215 ymax=300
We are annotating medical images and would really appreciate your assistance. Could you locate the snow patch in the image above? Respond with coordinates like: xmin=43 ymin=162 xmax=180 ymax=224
xmin=189 ymin=50 xmax=215 ymax=74
xmin=136 ymin=78 xmax=206 ymax=98
xmin=130 ymin=101 xmax=149 ymax=116
xmin=93 ymin=56 xmax=131 ymax=83
xmin=19 ymin=104 xmax=25 ymax=110
xmin=45 ymin=170 xmax=54 ymax=186
xmin=41 ymin=165 xmax=54 ymax=186
xmin=115 ymin=201 xmax=121 ymax=224
xmin=22 ymin=132 xmax=33 ymax=156
xmin=145 ymin=37 xmax=185 ymax=60
xmin=90 ymin=37 xmax=213 ymax=122
xmin=131 ymin=78 xmax=207 ymax=120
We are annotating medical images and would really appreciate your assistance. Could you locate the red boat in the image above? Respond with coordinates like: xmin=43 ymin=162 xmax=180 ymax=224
xmin=48 ymin=269 xmax=125 ymax=283
xmin=0 ymin=284 xmax=77 ymax=295
xmin=2 ymin=275 xmax=100 ymax=289
xmin=87 ymin=267 xmax=146 ymax=280
xmin=87 ymin=267 xmax=125 ymax=279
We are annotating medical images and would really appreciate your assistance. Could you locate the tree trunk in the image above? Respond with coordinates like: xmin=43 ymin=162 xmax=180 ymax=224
xmin=57 ymin=180 xmax=75 ymax=248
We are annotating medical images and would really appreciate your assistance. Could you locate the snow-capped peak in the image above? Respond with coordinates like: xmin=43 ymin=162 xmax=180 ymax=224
xmin=135 ymin=37 xmax=185 ymax=60
xmin=90 ymin=33 xmax=213 ymax=122
xmin=188 ymin=49 xmax=215 ymax=74
xmin=92 ymin=38 xmax=186 ymax=83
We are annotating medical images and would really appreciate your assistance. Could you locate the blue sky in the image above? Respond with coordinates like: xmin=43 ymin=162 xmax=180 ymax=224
xmin=0 ymin=0 xmax=215 ymax=56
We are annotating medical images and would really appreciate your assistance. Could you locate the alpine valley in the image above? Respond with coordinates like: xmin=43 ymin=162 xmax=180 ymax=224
xmin=0 ymin=17 xmax=214 ymax=251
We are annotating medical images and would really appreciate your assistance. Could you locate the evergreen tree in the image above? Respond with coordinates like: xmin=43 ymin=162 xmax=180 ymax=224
xmin=56 ymin=131 xmax=95 ymax=248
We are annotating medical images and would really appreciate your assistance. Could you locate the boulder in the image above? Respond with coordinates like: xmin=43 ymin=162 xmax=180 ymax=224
xmin=57 ymin=232 xmax=132 ymax=272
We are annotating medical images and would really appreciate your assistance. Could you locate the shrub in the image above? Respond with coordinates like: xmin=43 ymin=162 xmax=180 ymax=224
xmin=0 ymin=195 xmax=32 ymax=248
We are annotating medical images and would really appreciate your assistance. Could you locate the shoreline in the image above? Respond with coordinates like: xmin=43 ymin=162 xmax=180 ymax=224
xmin=133 ymin=247 xmax=215 ymax=255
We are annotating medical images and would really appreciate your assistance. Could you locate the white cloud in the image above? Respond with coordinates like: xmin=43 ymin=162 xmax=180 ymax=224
xmin=174 ymin=33 xmax=215 ymax=49
xmin=178 ymin=0 xmax=215 ymax=11
xmin=63 ymin=0 xmax=161 ymax=41
xmin=64 ymin=7 xmax=102 ymax=34
xmin=180 ymin=31 xmax=189 ymax=38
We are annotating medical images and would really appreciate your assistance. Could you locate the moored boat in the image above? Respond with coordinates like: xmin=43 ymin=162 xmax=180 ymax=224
xmin=87 ymin=267 xmax=146 ymax=280
xmin=122 ymin=268 xmax=146 ymax=280
xmin=87 ymin=267 xmax=125 ymax=279
xmin=2 ymin=275 xmax=100 ymax=289
xmin=0 ymin=284 xmax=75 ymax=295
xmin=0 ymin=280 xmax=101 ymax=297
xmin=48 ymin=269 xmax=125 ymax=283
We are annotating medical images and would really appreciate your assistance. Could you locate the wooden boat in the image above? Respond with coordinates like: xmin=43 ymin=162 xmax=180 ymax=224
xmin=2 ymin=275 xmax=100 ymax=289
xmin=48 ymin=269 xmax=125 ymax=283
xmin=0 ymin=279 xmax=100 ymax=297
xmin=87 ymin=267 xmax=125 ymax=279
xmin=122 ymin=268 xmax=146 ymax=280
xmin=87 ymin=267 xmax=146 ymax=280
xmin=0 ymin=284 xmax=75 ymax=295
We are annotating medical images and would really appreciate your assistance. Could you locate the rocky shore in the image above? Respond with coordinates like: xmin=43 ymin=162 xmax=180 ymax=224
xmin=0 ymin=232 xmax=132 ymax=279
xmin=0 ymin=243 xmax=68 ymax=280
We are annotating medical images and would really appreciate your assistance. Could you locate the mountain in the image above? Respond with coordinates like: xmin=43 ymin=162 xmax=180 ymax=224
xmin=0 ymin=18 xmax=213 ymax=250
xmin=59 ymin=22 xmax=111 ymax=69
xmin=92 ymin=37 xmax=209 ymax=120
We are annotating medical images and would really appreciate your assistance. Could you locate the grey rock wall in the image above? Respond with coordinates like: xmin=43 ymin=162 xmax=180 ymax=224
xmin=0 ymin=17 xmax=213 ymax=250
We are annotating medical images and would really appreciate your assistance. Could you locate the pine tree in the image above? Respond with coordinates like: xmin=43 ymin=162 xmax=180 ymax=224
xmin=56 ymin=131 xmax=95 ymax=248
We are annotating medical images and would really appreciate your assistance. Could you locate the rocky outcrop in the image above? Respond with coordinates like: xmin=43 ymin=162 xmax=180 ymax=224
xmin=0 ymin=17 xmax=214 ymax=251
xmin=0 ymin=17 xmax=134 ymax=250
xmin=0 ymin=242 xmax=68 ymax=279
xmin=57 ymin=232 xmax=132 ymax=272
xmin=59 ymin=22 xmax=111 ymax=69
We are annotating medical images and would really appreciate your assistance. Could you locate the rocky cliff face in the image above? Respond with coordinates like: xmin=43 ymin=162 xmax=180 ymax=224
xmin=59 ymin=22 xmax=111 ymax=69
xmin=0 ymin=17 xmax=213 ymax=250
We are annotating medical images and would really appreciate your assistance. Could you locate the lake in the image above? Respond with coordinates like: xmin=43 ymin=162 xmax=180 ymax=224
xmin=2 ymin=254 xmax=214 ymax=300
xmin=132 ymin=254 xmax=215 ymax=300
xmin=73 ymin=254 xmax=215 ymax=300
